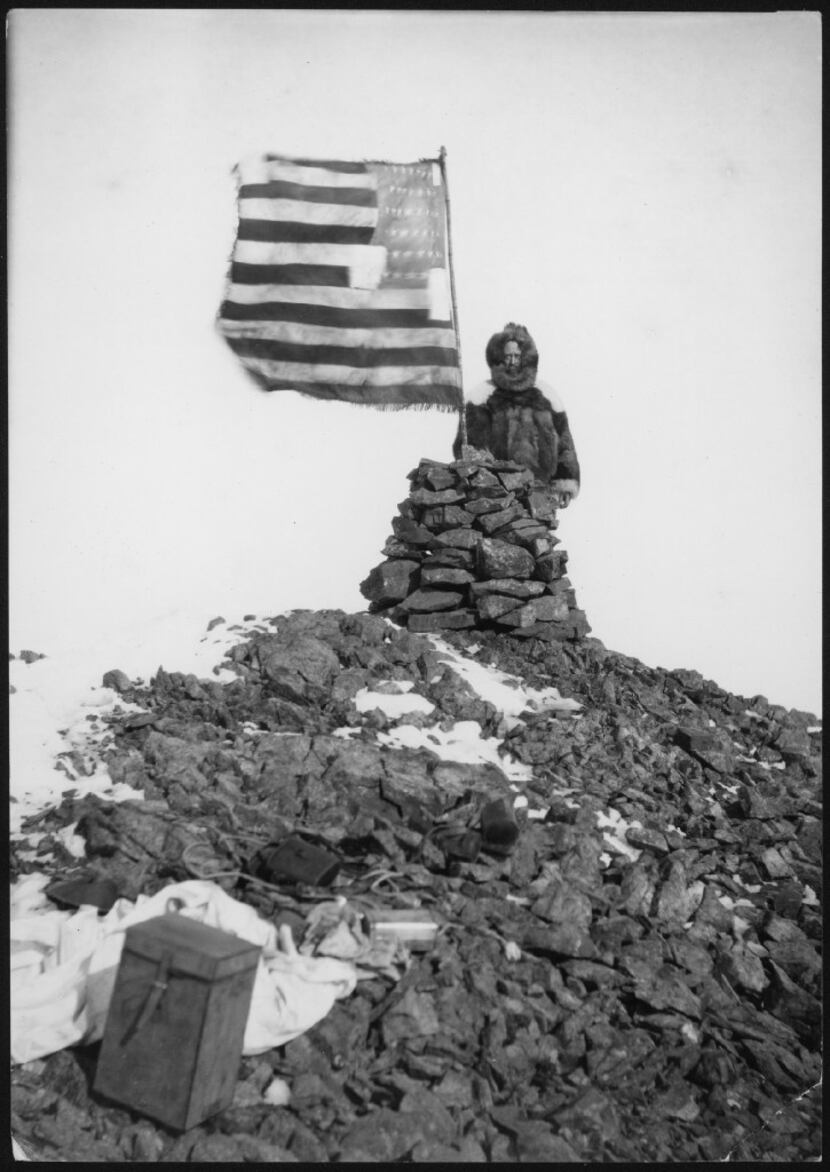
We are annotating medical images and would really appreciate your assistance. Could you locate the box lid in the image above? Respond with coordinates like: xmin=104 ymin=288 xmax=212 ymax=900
xmin=123 ymin=914 xmax=261 ymax=979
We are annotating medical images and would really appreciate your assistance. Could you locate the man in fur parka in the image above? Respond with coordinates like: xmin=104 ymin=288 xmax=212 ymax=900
xmin=453 ymin=322 xmax=581 ymax=508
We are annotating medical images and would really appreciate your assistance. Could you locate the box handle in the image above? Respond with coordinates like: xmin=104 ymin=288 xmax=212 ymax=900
xmin=120 ymin=952 xmax=171 ymax=1045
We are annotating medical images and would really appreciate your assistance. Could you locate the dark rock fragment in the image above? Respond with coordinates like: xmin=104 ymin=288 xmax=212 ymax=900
xmin=421 ymin=547 xmax=474 ymax=570
xmin=419 ymin=566 xmax=474 ymax=588
xmin=102 ymin=669 xmax=133 ymax=693
xmin=360 ymin=559 xmax=420 ymax=607
xmin=477 ymin=537 xmax=535 ymax=580
xmin=258 ymin=634 xmax=341 ymax=704
xmin=625 ymin=825 xmax=669 ymax=854
xmin=391 ymin=515 xmax=436 ymax=547
xmin=498 ymin=594 xmax=570 ymax=626
xmin=407 ymin=610 xmax=476 ymax=632
xmin=400 ymin=588 xmax=465 ymax=612
xmin=432 ymin=526 xmax=482 ymax=551
xmin=476 ymin=593 xmax=523 ymax=621
xmin=469 ymin=577 xmax=546 ymax=599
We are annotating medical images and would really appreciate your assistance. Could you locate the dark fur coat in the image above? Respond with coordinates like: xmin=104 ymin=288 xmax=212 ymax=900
xmin=453 ymin=384 xmax=581 ymax=489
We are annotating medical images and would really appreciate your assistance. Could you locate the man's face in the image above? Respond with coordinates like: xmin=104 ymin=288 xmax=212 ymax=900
xmin=503 ymin=340 xmax=522 ymax=373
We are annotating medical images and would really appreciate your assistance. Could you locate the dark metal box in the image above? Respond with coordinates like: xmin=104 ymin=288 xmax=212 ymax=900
xmin=93 ymin=913 xmax=261 ymax=1131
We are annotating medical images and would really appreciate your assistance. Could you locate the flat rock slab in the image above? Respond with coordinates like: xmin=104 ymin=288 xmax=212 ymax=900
xmin=477 ymin=538 xmax=535 ymax=580
xmin=470 ymin=578 xmax=547 ymax=599
xmin=400 ymin=589 xmax=465 ymax=613
xmin=407 ymin=610 xmax=476 ymax=631
xmin=498 ymin=595 xmax=571 ymax=626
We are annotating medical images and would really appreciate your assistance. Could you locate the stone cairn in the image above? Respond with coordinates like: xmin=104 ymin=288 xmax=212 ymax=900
xmin=360 ymin=454 xmax=590 ymax=640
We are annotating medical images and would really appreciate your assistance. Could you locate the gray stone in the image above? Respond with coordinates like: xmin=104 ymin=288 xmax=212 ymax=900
xmin=338 ymin=1108 xmax=418 ymax=1162
xmin=259 ymin=634 xmax=341 ymax=703
xmin=498 ymin=595 xmax=570 ymax=626
xmin=626 ymin=825 xmax=670 ymax=854
xmin=536 ymin=551 xmax=569 ymax=581
xmin=508 ymin=620 xmax=574 ymax=641
xmin=527 ymin=490 xmax=558 ymax=522
xmin=381 ymin=537 xmax=425 ymax=560
xmin=359 ymin=559 xmax=420 ymax=607
xmin=760 ymin=846 xmax=795 ymax=879
xmin=466 ymin=495 xmax=514 ymax=516
xmin=407 ymin=610 xmax=476 ymax=632
xmin=420 ymin=505 xmax=474 ymax=531
xmin=477 ymin=504 xmax=527 ymax=534
xmin=422 ymin=467 xmax=458 ymax=491
xmin=391 ymin=516 xmax=435 ymax=547
xmin=497 ymin=468 xmax=535 ymax=492
xmin=469 ymin=578 xmax=546 ymax=599
xmin=466 ymin=484 xmax=509 ymax=499
xmin=420 ymin=566 xmax=475 ymax=588
xmin=469 ymin=467 xmax=502 ymax=489
xmin=477 ymin=538 xmax=535 ymax=580
xmin=410 ymin=486 xmax=467 ymax=507
xmin=476 ymin=593 xmax=524 ymax=621
xmin=421 ymin=548 xmax=474 ymax=570
xmin=400 ymin=589 xmax=465 ymax=612
xmin=102 ymin=669 xmax=133 ymax=693
xmin=432 ymin=528 xmax=482 ymax=551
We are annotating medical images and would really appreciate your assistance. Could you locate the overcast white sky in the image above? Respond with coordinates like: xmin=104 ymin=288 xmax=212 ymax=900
xmin=8 ymin=10 xmax=821 ymax=714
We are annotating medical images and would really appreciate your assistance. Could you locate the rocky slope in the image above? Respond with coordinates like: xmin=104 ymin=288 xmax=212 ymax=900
xmin=10 ymin=610 xmax=822 ymax=1162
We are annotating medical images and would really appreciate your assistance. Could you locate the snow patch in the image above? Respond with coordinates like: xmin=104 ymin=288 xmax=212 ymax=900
xmin=377 ymin=719 xmax=533 ymax=781
xmin=427 ymin=635 xmax=582 ymax=726
xmin=596 ymin=808 xmax=643 ymax=863
xmin=354 ymin=687 xmax=435 ymax=718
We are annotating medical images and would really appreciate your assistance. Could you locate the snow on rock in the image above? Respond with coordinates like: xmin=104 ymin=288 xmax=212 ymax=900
xmin=354 ymin=684 xmax=435 ymax=718
xmin=377 ymin=719 xmax=533 ymax=782
xmin=9 ymin=612 xmax=277 ymax=836
xmin=429 ymin=634 xmax=582 ymax=727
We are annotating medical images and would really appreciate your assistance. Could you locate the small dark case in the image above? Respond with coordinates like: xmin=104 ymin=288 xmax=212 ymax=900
xmin=253 ymin=836 xmax=340 ymax=887
xmin=479 ymin=797 xmax=519 ymax=856
xmin=93 ymin=913 xmax=261 ymax=1131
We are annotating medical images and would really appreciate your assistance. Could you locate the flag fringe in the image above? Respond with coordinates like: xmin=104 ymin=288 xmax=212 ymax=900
xmin=293 ymin=392 xmax=459 ymax=414
xmin=234 ymin=359 xmax=460 ymax=413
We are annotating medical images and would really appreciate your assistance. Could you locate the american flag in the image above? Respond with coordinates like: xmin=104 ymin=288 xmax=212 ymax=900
xmin=218 ymin=154 xmax=463 ymax=411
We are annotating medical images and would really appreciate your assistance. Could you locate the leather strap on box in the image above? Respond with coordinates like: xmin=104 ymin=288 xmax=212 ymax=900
xmin=120 ymin=952 xmax=171 ymax=1045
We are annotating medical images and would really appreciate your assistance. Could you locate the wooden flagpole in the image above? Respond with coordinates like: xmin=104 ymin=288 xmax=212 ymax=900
xmin=437 ymin=146 xmax=467 ymax=446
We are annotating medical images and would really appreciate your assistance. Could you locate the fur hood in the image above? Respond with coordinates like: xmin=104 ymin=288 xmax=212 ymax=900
xmin=486 ymin=322 xmax=539 ymax=392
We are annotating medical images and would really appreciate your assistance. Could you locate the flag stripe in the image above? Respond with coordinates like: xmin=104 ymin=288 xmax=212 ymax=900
xmin=225 ymin=335 xmax=459 ymax=368
xmin=235 ymin=355 xmax=462 ymax=388
xmin=236 ymin=181 xmax=372 ymax=207
xmin=224 ymin=282 xmax=432 ymax=310
xmin=234 ymin=239 xmax=387 ymax=269
xmin=239 ymin=181 xmax=376 ymax=206
xmin=237 ymin=218 xmax=374 ymax=246
xmin=262 ymin=158 xmax=372 ymax=180
xmin=231 ymin=262 xmax=351 ymax=287
xmin=265 ymin=156 xmax=373 ymax=175
xmin=241 ymin=158 xmax=374 ymax=189
xmin=220 ymin=319 xmax=457 ymax=349
xmin=221 ymin=298 xmax=441 ymax=329
xmin=238 ymin=198 xmax=377 ymax=227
